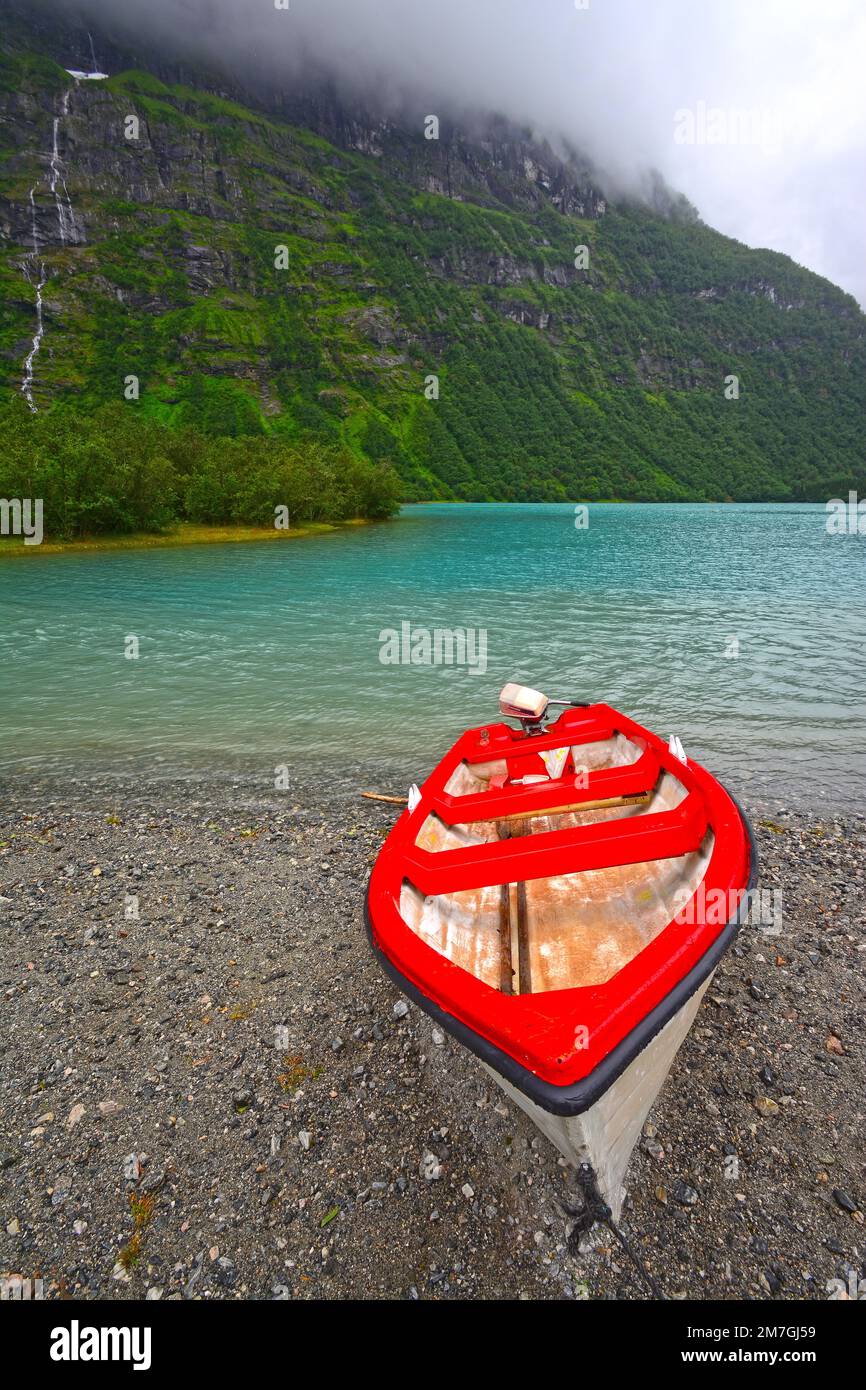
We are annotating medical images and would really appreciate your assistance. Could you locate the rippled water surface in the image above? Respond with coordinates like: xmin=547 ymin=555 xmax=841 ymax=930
xmin=2 ymin=504 xmax=864 ymax=807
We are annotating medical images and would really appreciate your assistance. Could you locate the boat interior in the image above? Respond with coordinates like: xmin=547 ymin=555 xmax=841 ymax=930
xmin=399 ymin=731 xmax=714 ymax=996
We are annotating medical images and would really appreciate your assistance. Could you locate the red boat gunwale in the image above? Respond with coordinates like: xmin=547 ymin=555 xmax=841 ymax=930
xmin=366 ymin=704 xmax=756 ymax=1103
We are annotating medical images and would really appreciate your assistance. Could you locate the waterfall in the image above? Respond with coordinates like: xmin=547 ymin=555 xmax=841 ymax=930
xmin=20 ymin=187 xmax=46 ymax=412
xmin=48 ymin=106 xmax=77 ymax=245
xmin=87 ymin=31 xmax=99 ymax=74
xmin=21 ymin=264 xmax=47 ymax=413
xmin=19 ymin=88 xmax=81 ymax=411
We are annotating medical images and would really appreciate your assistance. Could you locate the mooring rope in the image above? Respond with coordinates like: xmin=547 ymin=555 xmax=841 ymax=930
xmin=563 ymin=1162 xmax=666 ymax=1301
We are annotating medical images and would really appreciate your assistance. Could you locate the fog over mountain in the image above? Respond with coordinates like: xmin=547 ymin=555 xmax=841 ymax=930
xmin=28 ymin=0 xmax=866 ymax=307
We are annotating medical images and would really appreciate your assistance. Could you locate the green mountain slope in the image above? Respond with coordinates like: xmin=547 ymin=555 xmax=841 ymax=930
xmin=1 ymin=14 xmax=864 ymax=504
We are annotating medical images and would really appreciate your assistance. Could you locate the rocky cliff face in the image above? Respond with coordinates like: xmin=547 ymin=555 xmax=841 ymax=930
xmin=1 ymin=1 xmax=864 ymax=501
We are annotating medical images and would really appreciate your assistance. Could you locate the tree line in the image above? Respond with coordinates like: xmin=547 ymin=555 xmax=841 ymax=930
xmin=0 ymin=403 xmax=402 ymax=538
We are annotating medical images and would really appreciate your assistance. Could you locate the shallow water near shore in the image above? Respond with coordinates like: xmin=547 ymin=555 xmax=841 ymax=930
xmin=2 ymin=502 xmax=864 ymax=809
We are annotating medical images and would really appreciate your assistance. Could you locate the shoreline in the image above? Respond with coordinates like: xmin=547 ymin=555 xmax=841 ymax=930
xmin=0 ymin=500 xmax=834 ymax=558
xmin=0 ymin=517 xmax=374 ymax=559
xmin=0 ymin=771 xmax=862 ymax=1300
xmin=2 ymin=757 xmax=863 ymax=820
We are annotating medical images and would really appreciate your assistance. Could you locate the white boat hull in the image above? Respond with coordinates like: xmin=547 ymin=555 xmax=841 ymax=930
xmin=480 ymin=973 xmax=714 ymax=1221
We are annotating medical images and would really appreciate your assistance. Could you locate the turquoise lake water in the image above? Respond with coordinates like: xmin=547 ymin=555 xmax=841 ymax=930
xmin=1 ymin=503 xmax=864 ymax=808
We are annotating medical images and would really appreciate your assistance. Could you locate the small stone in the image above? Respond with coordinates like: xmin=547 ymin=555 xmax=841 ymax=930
xmin=672 ymin=1181 xmax=699 ymax=1207
xmin=420 ymin=1150 xmax=443 ymax=1182
xmin=642 ymin=1136 xmax=665 ymax=1161
xmin=112 ymin=1262 xmax=132 ymax=1284
xmin=73 ymin=1219 xmax=87 ymax=1236
xmin=833 ymin=1189 xmax=858 ymax=1215
xmin=431 ymin=1028 xmax=445 ymax=1046
xmin=825 ymin=1035 xmax=845 ymax=1056
xmin=98 ymin=1099 xmax=123 ymax=1116
xmin=66 ymin=1103 xmax=86 ymax=1129
xmin=6 ymin=1218 xmax=20 ymax=1235
xmin=141 ymin=1169 xmax=166 ymax=1196
xmin=123 ymin=1153 xmax=141 ymax=1181
xmin=754 ymin=1096 xmax=780 ymax=1117
xmin=298 ymin=1130 xmax=312 ymax=1151
xmin=392 ymin=1000 xmax=409 ymax=1020
xmin=145 ymin=1287 xmax=163 ymax=1300
xmin=461 ymin=1183 xmax=475 ymax=1200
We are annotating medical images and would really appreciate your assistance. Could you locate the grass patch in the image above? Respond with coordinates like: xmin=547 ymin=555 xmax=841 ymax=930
xmin=0 ymin=519 xmax=369 ymax=558
xmin=117 ymin=1191 xmax=157 ymax=1271
xmin=278 ymin=1055 xmax=321 ymax=1092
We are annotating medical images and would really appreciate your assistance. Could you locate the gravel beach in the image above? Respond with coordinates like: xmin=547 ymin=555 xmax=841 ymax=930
xmin=1 ymin=767 xmax=863 ymax=1301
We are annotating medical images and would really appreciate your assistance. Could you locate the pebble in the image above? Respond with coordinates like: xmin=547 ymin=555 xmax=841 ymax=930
xmin=420 ymin=1150 xmax=443 ymax=1182
xmin=754 ymin=1096 xmax=780 ymax=1117
xmin=641 ymin=1135 xmax=664 ymax=1161
xmin=833 ymin=1189 xmax=858 ymax=1215
xmin=1 ymin=780 xmax=860 ymax=1303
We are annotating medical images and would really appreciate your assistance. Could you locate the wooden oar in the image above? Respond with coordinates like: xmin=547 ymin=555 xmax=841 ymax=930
xmin=488 ymin=791 xmax=650 ymax=828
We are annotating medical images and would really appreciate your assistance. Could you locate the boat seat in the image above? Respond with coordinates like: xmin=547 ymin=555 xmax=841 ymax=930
xmin=404 ymin=790 xmax=708 ymax=896
xmin=430 ymin=747 xmax=660 ymax=826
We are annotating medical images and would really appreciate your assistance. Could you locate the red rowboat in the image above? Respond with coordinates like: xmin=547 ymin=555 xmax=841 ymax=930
xmin=366 ymin=684 xmax=757 ymax=1218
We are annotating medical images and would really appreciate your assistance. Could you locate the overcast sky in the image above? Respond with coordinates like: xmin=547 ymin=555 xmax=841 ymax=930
xmin=61 ymin=0 xmax=866 ymax=306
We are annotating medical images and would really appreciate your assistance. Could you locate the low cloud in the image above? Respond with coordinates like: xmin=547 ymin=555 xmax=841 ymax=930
xmin=40 ymin=0 xmax=866 ymax=305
